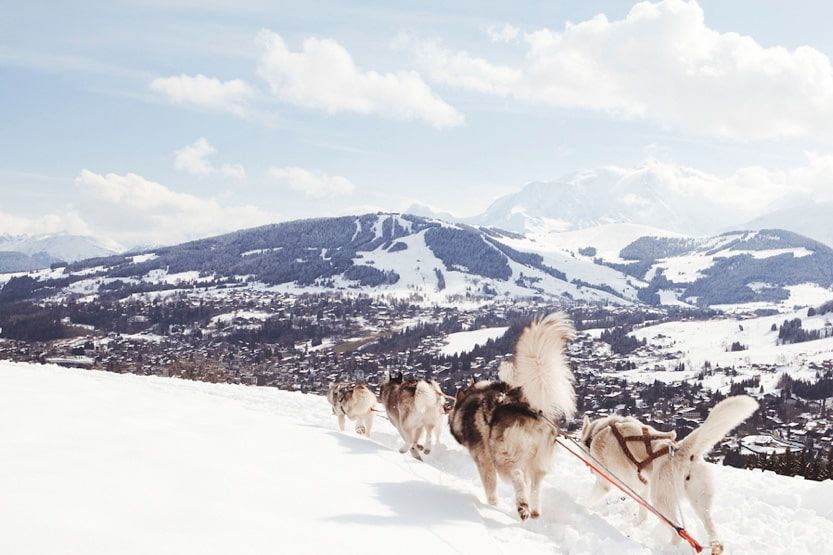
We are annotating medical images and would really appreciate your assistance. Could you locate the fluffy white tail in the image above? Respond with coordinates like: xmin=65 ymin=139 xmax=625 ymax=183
xmin=414 ymin=381 xmax=441 ymax=414
xmin=501 ymin=312 xmax=576 ymax=420
xmin=679 ymin=395 xmax=759 ymax=460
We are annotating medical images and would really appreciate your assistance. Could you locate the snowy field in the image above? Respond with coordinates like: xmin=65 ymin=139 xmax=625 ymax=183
xmin=612 ymin=308 xmax=833 ymax=392
xmin=441 ymin=326 xmax=509 ymax=356
xmin=2 ymin=362 xmax=833 ymax=554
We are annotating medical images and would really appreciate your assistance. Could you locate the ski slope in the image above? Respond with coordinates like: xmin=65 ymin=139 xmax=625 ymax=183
xmin=1 ymin=361 xmax=832 ymax=554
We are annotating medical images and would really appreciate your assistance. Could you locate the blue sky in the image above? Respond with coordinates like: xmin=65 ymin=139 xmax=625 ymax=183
xmin=3 ymin=0 xmax=833 ymax=248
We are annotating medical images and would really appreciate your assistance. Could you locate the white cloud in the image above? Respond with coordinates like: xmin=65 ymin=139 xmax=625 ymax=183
xmin=174 ymin=138 xmax=215 ymax=176
xmin=486 ymin=23 xmax=520 ymax=43
xmin=408 ymin=38 xmax=520 ymax=95
xmin=0 ymin=210 xmax=89 ymax=237
xmin=256 ymin=30 xmax=463 ymax=127
xmin=74 ymin=170 xmax=273 ymax=246
xmin=219 ymin=164 xmax=246 ymax=180
xmin=173 ymin=138 xmax=245 ymax=180
xmin=409 ymin=0 xmax=833 ymax=140
xmin=150 ymin=74 xmax=255 ymax=116
xmin=268 ymin=166 xmax=355 ymax=198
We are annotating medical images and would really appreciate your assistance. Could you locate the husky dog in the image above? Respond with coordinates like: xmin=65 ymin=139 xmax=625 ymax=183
xmin=580 ymin=396 xmax=759 ymax=553
xmin=379 ymin=372 xmax=445 ymax=460
xmin=449 ymin=312 xmax=577 ymax=521
xmin=327 ymin=382 xmax=377 ymax=436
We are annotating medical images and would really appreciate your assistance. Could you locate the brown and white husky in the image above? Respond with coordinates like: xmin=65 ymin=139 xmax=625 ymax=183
xmin=379 ymin=372 xmax=445 ymax=460
xmin=580 ymin=395 xmax=758 ymax=553
xmin=327 ymin=382 xmax=377 ymax=436
xmin=449 ymin=312 xmax=577 ymax=521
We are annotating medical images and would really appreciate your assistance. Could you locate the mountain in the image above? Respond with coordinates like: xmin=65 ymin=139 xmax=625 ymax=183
xmin=745 ymin=201 xmax=833 ymax=248
xmin=473 ymin=163 xmax=739 ymax=236
xmin=0 ymin=233 xmax=119 ymax=272
xmin=3 ymin=360 xmax=832 ymax=554
xmin=47 ymin=213 xmax=635 ymax=304
xmin=609 ymin=229 xmax=833 ymax=307
xmin=4 ymin=215 xmax=831 ymax=310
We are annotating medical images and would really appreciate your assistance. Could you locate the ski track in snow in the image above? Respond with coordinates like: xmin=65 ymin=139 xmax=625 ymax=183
xmin=1 ymin=362 xmax=832 ymax=554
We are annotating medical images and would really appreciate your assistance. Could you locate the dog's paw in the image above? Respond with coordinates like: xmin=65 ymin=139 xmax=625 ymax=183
xmin=423 ymin=447 xmax=431 ymax=455
xmin=710 ymin=541 xmax=724 ymax=555
xmin=355 ymin=426 xmax=367 ymax=435
xmin=530 ymin=509 xmax=541 ymax=519
xmin=517 ymin=503 xmax=531 ymax=521
xmin=486 ymin=494 xmax=498 ymax=506
xmin=398 ymin=445 xmax=408 ymax=454
xmin=416 ymin=444 xmax=424 ymax=451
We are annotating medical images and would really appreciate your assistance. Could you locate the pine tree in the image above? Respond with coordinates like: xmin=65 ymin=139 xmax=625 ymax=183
xmin=826 ymin=447 xmax=833 ymax=480
xmin=780 ymin=448 xmax=795 ymax=476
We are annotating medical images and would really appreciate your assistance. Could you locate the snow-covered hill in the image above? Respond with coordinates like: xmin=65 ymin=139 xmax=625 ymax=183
xmin=611 ymin=307 xmax=833 ymax=391
xmin=473 ymin=163 xmax=740 ymax=237
xmin=0 ymin=232 xmax=119 ymax=271
xmin=10 ymin=213 xmax=631 ymax=305
xmin=746 ymin=201 xmax=833 ymax=249
xmin=2 ymin=361 xmax=832 ymax=555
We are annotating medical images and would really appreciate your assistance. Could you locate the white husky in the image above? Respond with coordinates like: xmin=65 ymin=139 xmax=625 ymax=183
xmin=580 ymin=395 xmax=758 ymax=553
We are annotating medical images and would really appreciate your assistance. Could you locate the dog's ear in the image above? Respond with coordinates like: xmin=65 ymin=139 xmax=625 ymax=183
xmin=582 ymin=414 xmax=590 ymax=429
xmin=455 ymin=388 xmax=467 ymax=402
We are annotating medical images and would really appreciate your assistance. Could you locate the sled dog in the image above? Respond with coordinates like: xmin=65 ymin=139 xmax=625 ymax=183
xmin=327 ymin=382 xmax=377 ymax=436
xmin=379 ymin=372 xmax=445 ymax=460
xmin=449 ymin=312 xmax=576 ymax=520
xmin=580 ymin=395 xmax=759 ymax=553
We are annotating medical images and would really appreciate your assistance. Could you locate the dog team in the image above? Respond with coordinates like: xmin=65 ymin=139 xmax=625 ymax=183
xmin=327 ymin=312 xmax=758 ymax=553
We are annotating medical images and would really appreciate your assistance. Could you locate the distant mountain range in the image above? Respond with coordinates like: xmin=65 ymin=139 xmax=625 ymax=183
xmin=0 ymin=233 xmax=118 ymax=272
xmin=412 ymin=162 xmax=833 ymax=249
xmin=4 ymin=214 xmax=832 ymax=311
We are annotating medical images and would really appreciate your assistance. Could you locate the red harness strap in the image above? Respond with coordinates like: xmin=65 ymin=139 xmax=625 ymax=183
xmin=609 ymin=423 xmax=675 ymax=484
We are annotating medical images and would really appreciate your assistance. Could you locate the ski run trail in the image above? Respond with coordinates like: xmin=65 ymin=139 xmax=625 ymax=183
xmin=2 ymin=361 xmax=832 ymax=555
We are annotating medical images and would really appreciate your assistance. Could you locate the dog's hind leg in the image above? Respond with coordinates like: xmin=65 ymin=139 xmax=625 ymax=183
xmin=433 ymin=419 xmax=443 ymax=447
xmin=362 ymin=412 xmax=374 ymax=436
xmin=473 ymin=452 xmax=498 ymax=506
xmin=685 ymin=462 xmax=721 ymax=552
xmin=423 ymin=425 xmax=434 ymax=454
xmin=510 ymin=468 xmax=531 ymax=521
xmin=650 ymin=475 xmax=681 ymax=545
xmin=585 ymin=476 xmax=611 ymax=507
xmin=528 ymin=469 xmax=546 ymax=518
xmin=336 ymin=413 xmax=346 ymax=432
xmin=408 ymin=427 xmax=424 ymax=460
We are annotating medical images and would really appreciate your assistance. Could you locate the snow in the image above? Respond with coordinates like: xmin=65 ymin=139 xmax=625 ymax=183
xmin=2 ymin=361 xmax=833 ymax=555
xmin=130 ymin=253 xmax=158 ymax=264
xmin=618 ymin=309 xmax=833 ymax=392
xmin=210 ymin=310 xmax=273 ymax=325
xmin=441 ymin=326 xmax=509 ymax=356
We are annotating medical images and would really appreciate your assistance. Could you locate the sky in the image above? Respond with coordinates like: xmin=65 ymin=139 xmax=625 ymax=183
xmin=3 ymin=0 xmax=833 ymax=248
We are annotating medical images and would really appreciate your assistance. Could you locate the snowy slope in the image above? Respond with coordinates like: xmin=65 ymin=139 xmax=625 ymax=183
xmin=615 ymin=308 xmax=833 ymax=391
xmin=9 ymin=213 xmax=633 ymax=305
xmin=441 ymin=326 xmax=509 ymax=356
xmin=473 ymin=163 xmax=743 ymax=236
xmin=2 ymin=361 xmax=832 ymax=555
xmin=0 ymin=232 xmax=119 ymax=265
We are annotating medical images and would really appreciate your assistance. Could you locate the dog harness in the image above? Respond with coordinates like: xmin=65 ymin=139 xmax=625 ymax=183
xmin=609 ymin=423 xmax=676 ymax=484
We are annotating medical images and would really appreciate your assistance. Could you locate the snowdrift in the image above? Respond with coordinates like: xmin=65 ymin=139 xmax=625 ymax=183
xmin=1 ymin=361 xmax=832 ymax=554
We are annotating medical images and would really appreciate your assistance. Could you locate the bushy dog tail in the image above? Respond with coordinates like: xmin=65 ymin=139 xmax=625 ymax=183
xmin=678 ymin=395 xmax=758 ymax=460
xmin=501 ymin=312 xmax=576 ymax=420
xmin=414 ymin=380 xmax=441 ymax=414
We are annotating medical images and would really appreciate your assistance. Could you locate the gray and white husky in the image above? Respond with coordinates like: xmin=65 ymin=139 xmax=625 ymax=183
xmin=580 ymin=395 xmax=759 ymax=553
xmin=449 ymin=312 xmax=577 ymax=521
xmin=379 ymin=372 xmax=445 ymax=460
xmin=327 ymin=382 xmax=377 ymax=436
